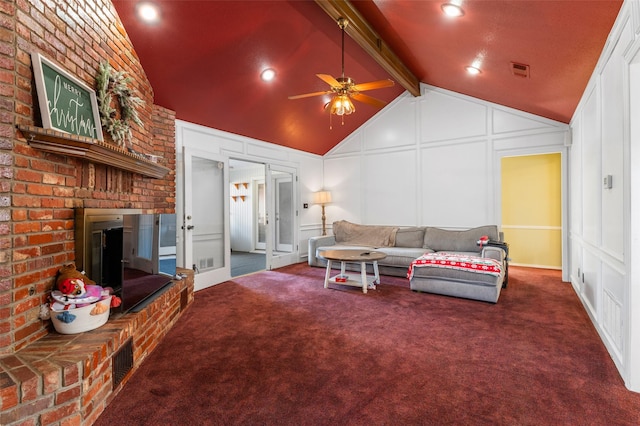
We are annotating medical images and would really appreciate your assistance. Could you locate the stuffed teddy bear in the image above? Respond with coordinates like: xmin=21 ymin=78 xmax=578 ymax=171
xmin=54 ymin=263 xmax=102 ymax=307
xmin=57 ymin=278 xmax=103 ymax=305
xmin=55 ymin=262 xmax=96 ymax=290
xmin=51 ymin=262 xmax=121 ymax=310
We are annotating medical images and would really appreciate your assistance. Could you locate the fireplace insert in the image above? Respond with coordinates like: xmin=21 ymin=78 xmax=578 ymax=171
xmin=75 ymin=208 xmax=177 ymax=313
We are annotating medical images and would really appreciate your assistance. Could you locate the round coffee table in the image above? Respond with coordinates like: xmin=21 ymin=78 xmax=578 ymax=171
xmin=318 ymin=249 xmax=387 ymax=293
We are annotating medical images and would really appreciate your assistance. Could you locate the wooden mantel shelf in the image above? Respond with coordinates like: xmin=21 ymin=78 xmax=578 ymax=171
xmin=17 ymin=125 xmax=170 ymax=179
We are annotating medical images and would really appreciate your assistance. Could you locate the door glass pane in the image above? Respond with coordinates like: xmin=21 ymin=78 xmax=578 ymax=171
xmin=258 ymin=182 xmax=266 ymax=245
xmin=277 ymin=179 xmax=293 ymax=246
xmin=273 ymin=171 xmax=293 ymax=253
xmin=192 ymin=156 xmax=225 ymax=271
xmin=159 ymin=214 xmax=176 ymax=254
xmin=159 ymin=214 xmax=177 ymax=275
xmin=137 ymin=214 xmax=153 ymax=260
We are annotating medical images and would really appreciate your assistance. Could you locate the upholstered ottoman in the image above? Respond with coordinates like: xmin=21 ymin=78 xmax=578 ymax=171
xmin=407 ymin=253 xmax=505 ymax=303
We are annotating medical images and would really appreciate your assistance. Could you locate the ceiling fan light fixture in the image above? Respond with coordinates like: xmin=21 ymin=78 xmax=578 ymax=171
xmin=441 ymin=2 xmax=465 ymax=17
xmin=330 ymin=95 xmax=355 ymax=116
xmin=288 ymin=16 xmax=391 ymax=128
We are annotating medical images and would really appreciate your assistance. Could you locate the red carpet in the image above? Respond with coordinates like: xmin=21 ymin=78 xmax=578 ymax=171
xmin=95 ymin=264 xmax=640 ymax=425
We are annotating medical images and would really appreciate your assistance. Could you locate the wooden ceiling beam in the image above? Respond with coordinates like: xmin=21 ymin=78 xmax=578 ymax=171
xmin=315 ymin=0 xmax=421 ymax=97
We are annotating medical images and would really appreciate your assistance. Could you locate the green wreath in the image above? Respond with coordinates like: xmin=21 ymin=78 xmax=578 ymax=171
xmin=96 ymin=61 xmax=143 ymax=148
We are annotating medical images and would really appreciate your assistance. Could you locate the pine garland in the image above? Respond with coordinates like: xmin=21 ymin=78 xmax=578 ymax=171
xmin=96 ymin=61 xmax=143 ymax=148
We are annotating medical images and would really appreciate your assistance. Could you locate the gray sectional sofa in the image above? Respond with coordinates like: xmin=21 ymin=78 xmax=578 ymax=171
xmin=308 ymin=220 xmax=507 ymax=303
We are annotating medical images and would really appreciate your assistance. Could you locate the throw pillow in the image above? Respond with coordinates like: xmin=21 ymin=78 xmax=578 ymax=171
xmin=423 ymin=225 xmax=499 ymax=252
xmin=394 ymin=227 xmax=426 ymax=248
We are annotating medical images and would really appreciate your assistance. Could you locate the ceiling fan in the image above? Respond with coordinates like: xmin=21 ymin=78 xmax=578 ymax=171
xmin=288 ymin=17 xmax=394 ymax=124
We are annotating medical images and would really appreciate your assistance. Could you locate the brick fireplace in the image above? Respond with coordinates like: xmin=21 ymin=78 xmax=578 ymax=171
xmin=0 ymin=1 xmax=191 ymax=424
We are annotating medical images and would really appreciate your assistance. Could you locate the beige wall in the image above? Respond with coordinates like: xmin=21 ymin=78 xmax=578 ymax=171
xmin=501 ymin=153 xmax=562 ymax=269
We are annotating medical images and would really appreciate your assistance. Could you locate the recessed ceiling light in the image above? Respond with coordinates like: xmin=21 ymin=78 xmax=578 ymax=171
xmin=260 ymin=68 xmax=276 ymax=82
xmin=441 ymin=2 xmax=464 ymax=17
xmin=137 ymin=2 xmax=159 ymax=23
xmin=466 ymin=66 xmax=481 ymax=75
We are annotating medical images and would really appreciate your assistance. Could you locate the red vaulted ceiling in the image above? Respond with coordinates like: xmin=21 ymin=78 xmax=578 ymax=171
xmin=111 ymin=1 xmax=622 ymax=156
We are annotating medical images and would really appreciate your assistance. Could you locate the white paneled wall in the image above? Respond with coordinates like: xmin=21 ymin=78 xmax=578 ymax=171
xmin=421 ymin=140 xmax=490 ymax=226
xmin=324 ymin=86 xmax=568 ymax=233
xmin=570 ymin=0 xmax=639 ymax=392
xmin=580 ymin=86 xmax=603 ymax=247
xmin=601 ymin=19 xmax=628 ymax=259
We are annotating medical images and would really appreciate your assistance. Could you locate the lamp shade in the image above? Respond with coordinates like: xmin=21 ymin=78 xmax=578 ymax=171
xmin=313 ymin=190 xmax=332 ymax=204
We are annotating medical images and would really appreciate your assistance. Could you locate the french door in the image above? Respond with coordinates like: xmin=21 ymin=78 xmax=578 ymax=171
xmin=267 ymin=164 xmax=297 ymax=269
xmin=274 ymin=175 xmax=293 ymax=252
xmin=255 ymin=181 xmax=266 ymax=251
xmin=183 ymin=148 xmax=230 ymax=290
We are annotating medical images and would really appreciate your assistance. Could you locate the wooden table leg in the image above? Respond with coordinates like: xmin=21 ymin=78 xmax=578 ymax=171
xmin=360 ymin=261 xmax=367 ymax=293
xmin=324 ymin=259 xmax=332 ymax=289
xmin=373 ymin=260 xmax=380 ymax=285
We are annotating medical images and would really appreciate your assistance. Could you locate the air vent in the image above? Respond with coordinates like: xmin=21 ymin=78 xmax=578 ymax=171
xmin=510 ymin=62 xmax=530 ymax=78
xmin=180 ymin=288 xmax=188 ymax=311
xmin=112 ymin=338 xmax=133 ymax=389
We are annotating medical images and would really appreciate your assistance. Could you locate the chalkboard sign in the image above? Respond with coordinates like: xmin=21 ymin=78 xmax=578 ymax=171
xmin=31 ymin=52 xmax=103 ymax=140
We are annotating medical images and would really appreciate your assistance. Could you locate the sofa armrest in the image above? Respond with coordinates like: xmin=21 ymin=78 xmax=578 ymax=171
xmin=308 ymin=235 xmax=336 ymax=266
xmin=482 ymin=246 xmax=505 ymax=263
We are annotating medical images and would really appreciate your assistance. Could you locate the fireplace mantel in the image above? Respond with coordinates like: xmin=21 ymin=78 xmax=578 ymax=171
xmin=17 ymin=125 xmax=170 ymax=179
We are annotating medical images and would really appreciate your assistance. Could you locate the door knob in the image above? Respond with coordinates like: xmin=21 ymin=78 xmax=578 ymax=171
xmin=186 ymin=225 xmax=194 ymax=230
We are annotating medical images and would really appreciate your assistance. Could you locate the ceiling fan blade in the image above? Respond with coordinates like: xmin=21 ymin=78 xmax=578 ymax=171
xmin=288 ymin=90 xmax=332 ymax=100
xmin=316 ymin=74 xmax=342 ymax=89
xmin=351 ymin=93 xmax=387 ymax=109
xmin=352 ymin=79 xmax=395 ymax=92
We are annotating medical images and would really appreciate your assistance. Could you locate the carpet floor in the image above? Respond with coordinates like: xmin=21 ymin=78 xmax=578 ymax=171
xmin=95 ymin=264 xmax=640 ymax=425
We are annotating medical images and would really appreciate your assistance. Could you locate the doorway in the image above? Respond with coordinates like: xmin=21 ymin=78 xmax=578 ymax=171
xmin=229 ymin=159 xmax=267 ymax=276
xmin=501 ymin=153 xmax=562 ymax=269
xmin=228 ymin=160 xmax=298 ymax=275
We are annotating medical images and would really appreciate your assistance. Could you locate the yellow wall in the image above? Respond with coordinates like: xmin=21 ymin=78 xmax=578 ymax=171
xmin=501 ymin=153 xmax=562 ymax=269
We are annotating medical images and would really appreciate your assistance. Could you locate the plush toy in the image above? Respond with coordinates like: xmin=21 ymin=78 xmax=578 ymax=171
xmin=100 ymin=286 xmax=121 ymax=308
xmin=53 ymin=280 xmax=103 ymax=307
xmin=58 ymin=277 xmax=87 ymax=297
xmin=52 ymin=263 xmax=103 ymax=309
xmin=110 ymin=296 xmax=122 ymax=308
xmin=51 ymin=263 xmax=122 ymax=311
xmin=55 ymin=262 xmax=96 ymax=290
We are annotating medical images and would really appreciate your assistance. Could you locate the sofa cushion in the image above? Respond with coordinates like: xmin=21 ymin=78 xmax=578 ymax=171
xmin=394 ymin=227 xmax=426 ymax=248
xmin=333 ymin=220 xmax=397 ymax=247
xmin=423 ymin=225 xmax=499 ymax=252
xmin=375 ymin=247 xmax=432 ymax=268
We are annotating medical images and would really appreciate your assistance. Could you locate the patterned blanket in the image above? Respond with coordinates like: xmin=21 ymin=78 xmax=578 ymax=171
xmin=407 ymin=252 xmax=503 ymax=280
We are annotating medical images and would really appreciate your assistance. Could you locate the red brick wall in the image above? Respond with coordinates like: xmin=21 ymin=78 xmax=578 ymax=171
xmin=1 ymin=0 xmax=176 ymax=355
